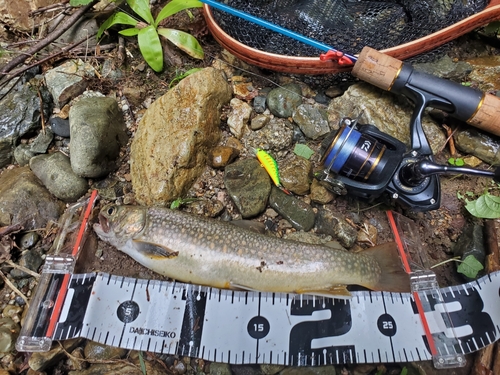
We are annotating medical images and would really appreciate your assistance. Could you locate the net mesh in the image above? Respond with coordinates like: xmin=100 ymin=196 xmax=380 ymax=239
xmin=211 ymin=0 xmax=488 ymax=57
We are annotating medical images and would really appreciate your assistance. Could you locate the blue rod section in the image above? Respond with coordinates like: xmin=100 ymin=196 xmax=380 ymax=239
xmin=200 ymin=0 xmax=358 ymax=62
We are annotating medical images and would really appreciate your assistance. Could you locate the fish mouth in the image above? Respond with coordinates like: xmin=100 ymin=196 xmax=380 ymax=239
xmin=98 ymin=212 xmax=110 ymax=233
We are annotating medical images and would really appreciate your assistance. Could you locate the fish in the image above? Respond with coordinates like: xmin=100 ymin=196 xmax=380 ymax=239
xmin=93 ymin=204 xmax=410 ymax=296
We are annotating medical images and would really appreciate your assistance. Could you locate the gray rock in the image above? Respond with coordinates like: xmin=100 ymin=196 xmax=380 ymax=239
xmin=253 ymin=95 xmax=267 ymax=113
xmin=30 ymin=152 xmax=88 ymax=202
xmin=18 ymin=231 xmax=39 ymax=249
xmin=243 ymin=117 xmax=294 ymax=152
xmin=269 ymin=186 xmax=315 ymax=231
xmin=10 ymin=250 xmax=43 ymax=278
xmin=267 ymin=83 xmax=302 ymax=118
xmin=250 ymin=114 xmax=270 ymax=130
xmin=30 ymin=127 xmax=54 ymax=154
xmin=45 ymin=59 xmax=96 ymax=107
xmin=101 ymin=59 xmax=124 ymax=81
xmin=225 ymin=158 xmax=271 ymax=218
xmin=29 ymin=338 xmax=83 ymax=371
xmin=228 ymin=98 xmax=253 ymax=139
xmin=279 ymin=154 xmax=312 ymax=195
xmin=0 ymin=167 xmax=64 ymax=230
xmin=69 ymin=97 xmax=128 ymax=178
xmin=0 ymin=317 xmax=20 ymax=354
xmin=292 ymin=104 xmax=330 ymax=140
xmin=84 ymin=341 xmax=127 ymax=360
xmin=13 ymin=144 xmax=35 ymax=166
xmin=315 ymin=208 xmax=357 ymax=248
xmin=209 ymin=363 xmax=232 ymax=375
xmin=0 ymin=81 xmax=51 ymax=167
xmin=454 ymin=128 xmax=500 ymax=166
xmin=49 ymin=116 xmax=70 ymax=137
xmin=328 ymin=83 xmax=445 ymax=153
xmin=413 ymin=55 xmax=472 ymax=80
xmin=131 ymin=67 xmax=232 ymax=205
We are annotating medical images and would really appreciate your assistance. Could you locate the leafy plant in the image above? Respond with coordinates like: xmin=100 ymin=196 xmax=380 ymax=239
xmin=448 ymin=157 xmax=464 ymax=167
xmin=97 ymin=0 xmax=204 ymax=72
xmin=169 ymin=67 xmax=202 ymax=88
xmin=465 ymin=192 xmax=500 ymax=218
xmin=69 ymin=0 xmax=94 ymax=5
xmin=431 ymin=254 xmax=484 ymax=279
xmin=170 ymin=197 xmax=199 ymax=210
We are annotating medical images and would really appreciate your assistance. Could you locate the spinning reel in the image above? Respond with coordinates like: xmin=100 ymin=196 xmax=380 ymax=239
xmin=318 ymin=117 xmax=500 ymax=211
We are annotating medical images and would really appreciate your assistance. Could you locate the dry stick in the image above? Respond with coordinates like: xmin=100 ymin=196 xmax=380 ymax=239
xmin=0 ymin=0 xmax=97 ymax=84
xmin=30 ymin=1 xmax=70 ymax=16
xmin=0 ymin=34 xmax=96 ymax=94
xmin=0 ymin=271 xmax=29 ymax=307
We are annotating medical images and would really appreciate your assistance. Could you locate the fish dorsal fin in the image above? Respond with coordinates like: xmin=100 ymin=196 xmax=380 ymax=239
xmin=132 ymin=240 xmax=179 ymax=259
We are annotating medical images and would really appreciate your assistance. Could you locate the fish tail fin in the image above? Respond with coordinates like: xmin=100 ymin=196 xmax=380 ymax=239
xmin=362 ymin=242 xmax=411 ymax=293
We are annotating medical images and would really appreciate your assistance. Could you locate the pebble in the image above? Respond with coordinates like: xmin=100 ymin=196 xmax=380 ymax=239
xmin=19 ymin=231 xmax=39 ymax=249
xmin=29 ymin=152 xmax=89 ymax=202
xmin=49 ymin=116 xmax=71 ymax=138
xmin=10 ymin=250 xmax=43 ymax=279
xmin=279 ymin=154 xmax=312 ymax=195
xmin=269 ymin=186 xmax=316 ymax=231
xmin=250 ymin=114 xmax=270 ymax=130
xmin=83 ymin=341 xmax=128 ymax=360
xmin=13 ymin=144 xmax=36 ymax=166
xmin=30 ymin=127 xmax=54 ymax=154
xmin=292 ymin=104 xmax=330 ymax=140
xmin=253 ymin=95 xmax=267 ymax=113
xmin=227 ymin=98 xmax=253 ymax=139
xmin=315 ymin=208 xmax=357 ymax=248
xmin=0 ymin=318 xmax=19 ymax=353
xmin=266 ymin=83 xmax=302 ymax=118
xmin=224 ymin=158 xmax=271 ymax=218
xmin=208 ymin=146 xmax=239 ymax=169
xmin=310 ymin=179 xmax=335 ymax=204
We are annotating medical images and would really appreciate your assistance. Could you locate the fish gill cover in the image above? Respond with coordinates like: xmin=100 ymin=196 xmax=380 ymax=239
xmin=210 ymin=0 xmax=488 ymax=57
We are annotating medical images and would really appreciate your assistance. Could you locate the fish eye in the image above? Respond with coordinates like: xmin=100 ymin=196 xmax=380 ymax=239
xmin=106 ymin=206 xmax=116 ymax=215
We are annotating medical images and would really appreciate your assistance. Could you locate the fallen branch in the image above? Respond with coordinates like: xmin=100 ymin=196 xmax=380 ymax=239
xmin=0 ymin=271 xmax=29 ymax=307
xmin=0 ymin=0 xmax=98 ymax=85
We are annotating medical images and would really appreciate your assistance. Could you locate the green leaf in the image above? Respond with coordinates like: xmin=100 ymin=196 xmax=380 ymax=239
xmin=157 ymin=28 xmax=204 ymax=59
xmin=70 ymin=0 xmax=94 ymax=5
xmin=155 ymin=0 xmax=203 ymax=26
xmin=138 ymin=351 xmax=147 ymax=375
xmin=465 ymin=193 xmax=500 ymax=219
xmin=293 ymin=143 xmax=315 ymax=160
xmin=457 ymin=255 xmax=484 ymax=279
xmin=455 ymin=158 xmax=464 ymax=166
xmin=127 ymin=0 xmax=154 ymax=25
xmin=169 ymin=68 xmax=203 ymax=88
xmin=448 ymin=157 xmax=456 ymax=166
xmin=119 ymin=27 xmax=140 ymax=36
xmin=400 ymin=368 xmax=408 ymax=375
xmin=97 ymin=12 xmax=139 ymax=39
xmin=138 ymin=25 xmax=163 ymax=72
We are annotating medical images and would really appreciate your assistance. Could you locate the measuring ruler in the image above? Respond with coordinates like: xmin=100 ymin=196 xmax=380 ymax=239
xmin=16 ymin=193 xmax=500 ymax=368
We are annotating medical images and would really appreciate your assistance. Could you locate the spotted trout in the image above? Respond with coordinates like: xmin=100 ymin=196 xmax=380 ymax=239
xmin=93 ymin=204 xmax=410 ymax=296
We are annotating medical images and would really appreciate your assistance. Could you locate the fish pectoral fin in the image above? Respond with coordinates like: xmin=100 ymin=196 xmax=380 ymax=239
xmin=132 ymin=240 xmax=179 ymax=259
xmin=228 ymin=282 xmax=260 ymax=292
xmin=295 ymin=285 xmax=352 ymax=298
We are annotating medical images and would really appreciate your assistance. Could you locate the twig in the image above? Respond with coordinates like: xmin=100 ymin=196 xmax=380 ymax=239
xmin=4 ymin=260 xmax=40 ymax=279
xmin=30 ymin=1 xmax=70 ymax=16
xmin=0 ymin=223 xmax=23 ymax=237
xmin=0 ymin=271 xmax=29 ymax=307
xmin=442 ymin=124 xmax=457 ymax=156
xmin=0 ymin=34 xmax=96 ymax=95
xmin=0 ymin=0 xmax=98 ymax=85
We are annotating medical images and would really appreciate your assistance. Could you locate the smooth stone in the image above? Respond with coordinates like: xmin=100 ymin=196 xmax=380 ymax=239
xmin=315 ymin=208 xmax=357 ymax=248
xmin=0 ymin=318 xmax=20 ymax=354
xmin=454 ymin=128 xmax=500 ymax=166
xmin=10 ymin=250 xmax=43 ymax=278
xmin=266 ymin=83 xmax=302 ymax=118
xmin=30 ymin=152 xmax=88 ymax=202
xmin=208 ymin=146 xmax=239 ymax=169
xmin=310 ymin=179 xmax=335 ymax=204
xmin=13 ymin=144 xmax=35 ymax=166
xmin=0 ymin=167 xmax=64 ymax=230
xmin=49 ymin=116 xmax=70 ymax=138
xmin=292 ymin=104 xmax=330 ymax=140
xmin=69 ymin=97 xmax=128 ymax=178
xmin=269 ymin=186 xmax=315 ymax=231
xmin=250 ymin=114 xmax=270 ymax=130
xmin=224 ymin=158 xmax=271 ymax=218
xmin=279 ymin=154 xmax=312 ymax=195
xmin=19 ymin=230 xmax=40 ymax=249
xmin=83 ymin=341 xmax=127 ymax=360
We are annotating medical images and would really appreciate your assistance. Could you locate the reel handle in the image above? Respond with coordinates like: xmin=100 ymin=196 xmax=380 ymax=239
xmin=352 ymin=47 xmax=500 ymax=137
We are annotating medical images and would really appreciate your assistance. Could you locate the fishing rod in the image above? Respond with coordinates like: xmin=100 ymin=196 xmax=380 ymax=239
xmin=201 ymin=0 xmax=500 ymax=211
